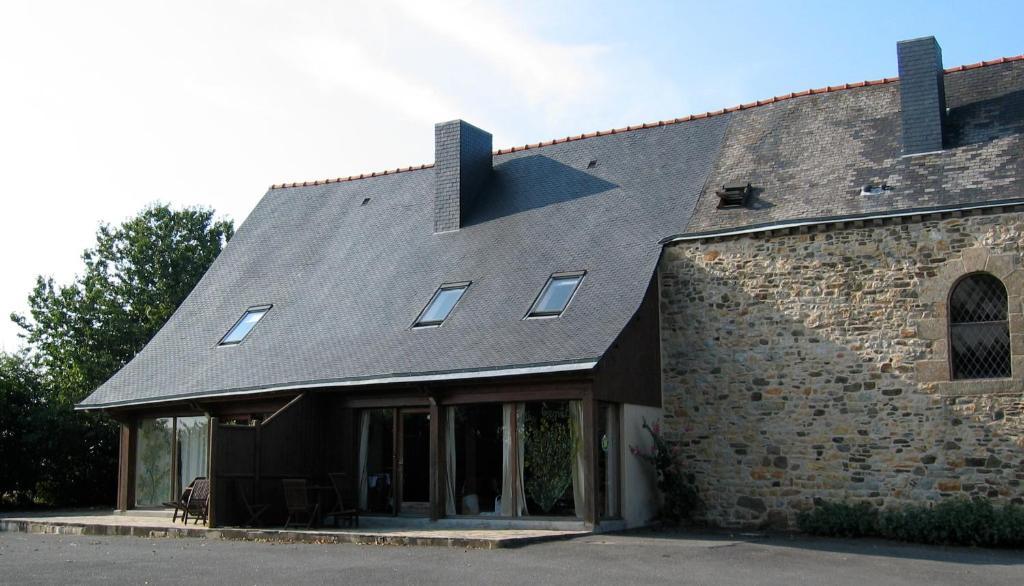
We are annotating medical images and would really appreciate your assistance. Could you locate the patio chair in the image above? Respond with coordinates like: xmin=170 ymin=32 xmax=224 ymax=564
xmin=163 ymin=477 xmax=200 ymax=523
xmin=182 ymin=478 xmax=210 ymax=525
xmin=236 ymin=481 xmax=269 ymax=527
xmin=327 ymin=473 xmax=360 ymax=528
xmin=282 ymin=479 xmax=320 ymax=529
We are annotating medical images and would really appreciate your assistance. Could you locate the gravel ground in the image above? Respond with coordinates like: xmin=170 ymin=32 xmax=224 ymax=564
xmin=1 ymin=529 xmax=1022 ymax=585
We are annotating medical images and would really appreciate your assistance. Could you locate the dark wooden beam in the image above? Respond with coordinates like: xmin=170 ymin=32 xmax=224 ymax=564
xmin=391 ymin=407 xmax=400 ymax=516
xmin=343 ymin=396 xmax=431 ymax=409
xmin=428 ymin=397 xmax=442 ymax=520
xmin=207 ymin=416 xmax=220 ymax=527
xmin=116 ymin=421 xmax=136 ymax=511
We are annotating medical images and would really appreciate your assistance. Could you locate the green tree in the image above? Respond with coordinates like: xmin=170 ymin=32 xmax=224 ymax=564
xmin=0 ymin=352 xmax=45 ymax=505
xmin=11 ymin=204 xmax=233 ymax=505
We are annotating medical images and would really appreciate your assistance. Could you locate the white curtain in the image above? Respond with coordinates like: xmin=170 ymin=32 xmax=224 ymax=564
xmin=569 ymin=401 xmax=586 ymax=519
xmin=516 ymin=403 xmax=527 ymax=516
xmin=501 ymin=404 xmax=514 ymax=516
xmin=605 ymin=405 xmax=620 ymax=518
xmin=501 ymin=403 xmax=528 ymax=517
xmin=177 ymin=416 xmax=208 ymax=490
xmin=445 ymin=406 xmax=457 ymax=516
xmin=357 ymin=410 xmax=370 ymax=510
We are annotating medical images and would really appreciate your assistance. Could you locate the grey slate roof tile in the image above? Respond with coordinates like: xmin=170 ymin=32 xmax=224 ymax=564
xmin=80 ymin=116 xmax=730 ymax=408
xmin=684 ymin=60 xmax=1024 ymax=236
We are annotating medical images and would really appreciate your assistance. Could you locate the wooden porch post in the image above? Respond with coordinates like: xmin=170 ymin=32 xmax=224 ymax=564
xmin=207 ymin=416 xmax=219 ymax=527
xmin=583 ymin=395 xmax=598 ymax=527
xmin=116 ymin=421 xmax=136 ymax=511
xmin=428 ymin=397 xmax=443 ymax=520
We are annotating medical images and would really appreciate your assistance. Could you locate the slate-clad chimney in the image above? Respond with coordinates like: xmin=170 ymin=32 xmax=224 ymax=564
xmin=434 ymin=120 xmax=493 ymax=233
xmin=897 ymin=36 xmax=947 ymax=155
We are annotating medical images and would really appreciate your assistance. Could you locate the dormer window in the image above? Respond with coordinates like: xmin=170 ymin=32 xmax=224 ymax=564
xmin=414 ymin=283 xmax=469 ymax=327
xmin=528 ymin=272 xmax=584 ymax=318
xmin=716 ymin=182 xmax=752 ymax=209
xmin=219 ymin=305 xmax=271 ymax=346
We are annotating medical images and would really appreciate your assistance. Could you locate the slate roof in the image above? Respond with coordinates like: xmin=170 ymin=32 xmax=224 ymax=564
xmin=678 ymin=57 xmax=1024 ymax=238
xmin=79 ymin=53 xmax=1024 ymax=409
xmin=79 ymin=115 xmax=729 ymax=408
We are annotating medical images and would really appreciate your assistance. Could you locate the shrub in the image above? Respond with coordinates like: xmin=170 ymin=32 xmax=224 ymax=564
xmin=631 ymin=419 xmax=700 ymax=524
xmin=796 ymin=501 xmax=878 ymax=538
xmin=798 ymin=498 xmax=1024 ymax=548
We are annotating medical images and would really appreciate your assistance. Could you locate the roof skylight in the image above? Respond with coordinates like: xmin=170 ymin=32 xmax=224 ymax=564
xmin=528 ymin=273 xmax=584 ymax=318
xmin=219 ymin=305 xmax=271 ymax=345
xmin=414 ymin=283 xmax=469 ymax=327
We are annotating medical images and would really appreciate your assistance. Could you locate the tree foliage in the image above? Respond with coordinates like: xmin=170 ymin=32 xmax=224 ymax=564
xmin=7 ymin=204 xmax=232 ymax=506
xmin=0 ymin=353 xmax=45 ymax=505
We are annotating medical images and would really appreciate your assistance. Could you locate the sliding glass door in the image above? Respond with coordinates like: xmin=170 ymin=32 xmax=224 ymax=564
xmin=134 ymin=416 xmax=209 ymax=508
xmin=135 ymin=418 xmax=174 ymax=507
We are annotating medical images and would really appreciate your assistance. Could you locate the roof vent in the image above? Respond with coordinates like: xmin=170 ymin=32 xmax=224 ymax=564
xmin=361 ymin=197 xmax=371 ymax=206
xmin=587 ymin=159 xmax=597 ymax=169
xmin=860 ymin=182 xmax=891 ymax=196
xmin=716 ymin=182 xmax=752 ymax=209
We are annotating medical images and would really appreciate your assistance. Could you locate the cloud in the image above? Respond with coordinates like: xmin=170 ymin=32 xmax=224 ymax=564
xmin=393 ymin=0 xmax=610 ymax=110
xmin=274 ymin=34 xmax=465 ymax=126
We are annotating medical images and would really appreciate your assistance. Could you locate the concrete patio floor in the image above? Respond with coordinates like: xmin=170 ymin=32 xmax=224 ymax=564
xmin=0 ymin=510 xmax=589 ymax=549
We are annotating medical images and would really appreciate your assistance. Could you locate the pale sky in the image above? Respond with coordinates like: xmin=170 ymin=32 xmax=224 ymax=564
xmin=1 ymin=0 xmax=1021 ymax=352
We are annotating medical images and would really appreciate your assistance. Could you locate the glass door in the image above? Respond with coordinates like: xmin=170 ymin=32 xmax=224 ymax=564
xmin=398 ymin=409 xmax=431 ymax=515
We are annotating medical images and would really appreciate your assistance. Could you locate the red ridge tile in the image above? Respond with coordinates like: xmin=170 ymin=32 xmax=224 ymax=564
xmin=272 ymin=52 xmax=1024 ymax=189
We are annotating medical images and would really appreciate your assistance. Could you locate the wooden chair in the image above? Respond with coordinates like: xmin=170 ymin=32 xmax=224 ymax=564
xmin=164 ymin=477 xmax=200 ymax=523
xmin=182 ymin=478 xmax=210 ymax=525
xmin=327 ymin=473 xmax=360 ymax=528
xmin=237 ymin=481 xmax=269 ymax=527
xmin=282 ymin=479 xmax=319 ymax=529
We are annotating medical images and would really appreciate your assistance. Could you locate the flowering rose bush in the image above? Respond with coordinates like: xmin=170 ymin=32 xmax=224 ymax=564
xmin=631 ymin=419 xmax=700 ymax=524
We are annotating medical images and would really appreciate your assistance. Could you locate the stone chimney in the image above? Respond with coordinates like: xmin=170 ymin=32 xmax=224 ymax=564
xmin=897 ymin=36 xmax=947 ymax=155
xmin=433 ymin=120 xmax=492 ymax=233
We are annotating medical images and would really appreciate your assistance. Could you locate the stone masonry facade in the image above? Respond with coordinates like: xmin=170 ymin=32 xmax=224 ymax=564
xmin=659 ymin=209 xmax=1024 ymax=529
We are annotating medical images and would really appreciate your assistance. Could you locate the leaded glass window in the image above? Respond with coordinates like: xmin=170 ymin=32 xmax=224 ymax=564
xmin=949 ymin=274 xmax=1011 ymax=380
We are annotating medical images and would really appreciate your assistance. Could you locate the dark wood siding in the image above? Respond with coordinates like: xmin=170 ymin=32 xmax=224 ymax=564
xmin=592 ymin=273 xmax=661 ymax=407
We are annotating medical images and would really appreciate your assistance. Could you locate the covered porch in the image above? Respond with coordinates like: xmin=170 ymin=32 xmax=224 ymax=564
xmin=112 ymin=373 xmax=660 ymax=533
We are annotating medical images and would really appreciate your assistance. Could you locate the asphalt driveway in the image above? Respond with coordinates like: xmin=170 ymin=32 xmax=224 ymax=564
xmin=1 ymin=529 xmax=1021 ymax=585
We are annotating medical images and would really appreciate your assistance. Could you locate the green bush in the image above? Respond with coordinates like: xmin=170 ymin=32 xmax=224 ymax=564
xmin=798 ymin=498 xmax=1024 ymax=548
xmin=797 ymin=501 xmax=878 ymax=538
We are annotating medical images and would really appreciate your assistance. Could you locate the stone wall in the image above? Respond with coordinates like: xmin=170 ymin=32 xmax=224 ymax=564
xmin=658 ymin=210 xmax=1024 ymax=529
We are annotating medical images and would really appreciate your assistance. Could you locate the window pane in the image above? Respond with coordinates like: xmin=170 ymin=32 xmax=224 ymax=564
xmin=521 ymin=401 xmax=577 ymax=517
xmin=598 ymin=403 xmax=620 ymax=519
xmin=952 ymin=322 xmax=1011 ymax=379
xmin=950 ymin=274 xmax=1010 ymax=380
xmin=532 ymin=276 xmax=582 ymax=315
xmin=452 ymin=404 xmax=503 ymax=515
xmin=222 ymin=308 xmax=269 ymax=344
xmin=951 ymin=274 xmax=1008 ymax=323
xmin=177 ymin=416 xmax=209 ymax=491
xmin=135 ymin=418 xmax=173 ymax=507
xmin=416 ymin=286 xmax=466 ymax=326
xmin=359 ymin=409 xmax=394 ymax=513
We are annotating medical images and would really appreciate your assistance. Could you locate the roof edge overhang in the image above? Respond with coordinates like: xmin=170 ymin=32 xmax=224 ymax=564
xmin=75 ymin=358 xmax=600 ymax=411
xmin=661 ymin=197 xmax=1024 ymax=245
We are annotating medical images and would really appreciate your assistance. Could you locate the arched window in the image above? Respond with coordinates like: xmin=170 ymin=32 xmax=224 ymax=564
xmin=949 ymin=273 xmax=1011 ymax=379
